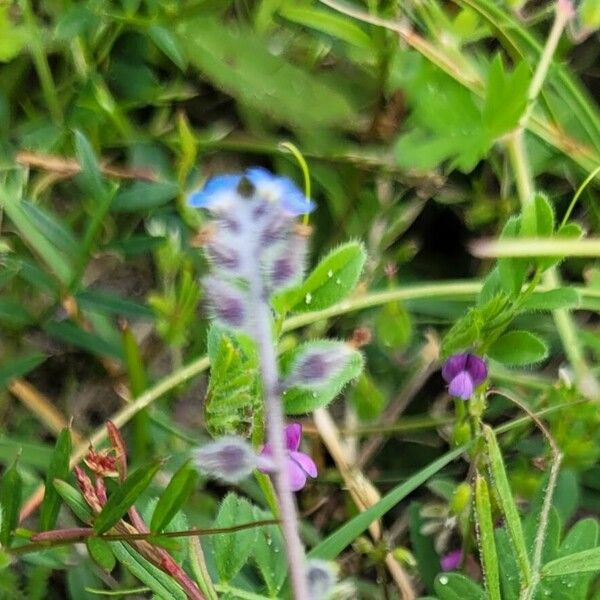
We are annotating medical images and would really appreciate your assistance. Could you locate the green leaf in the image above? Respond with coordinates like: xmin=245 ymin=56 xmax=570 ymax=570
xmin=213 ymin=493 xmax=258 ymax=582
xmin=0 ymin=458 xmax=22 ymax=546
xmin=393 ymin=57 xmax=488 ymax=173
xmin=111 ymin=181 xmax=179 ymax=213
xmin=282 ymin=341 xmax=363 ymax=414
xmin=540 ymin=518 xmax=599 ymax=598
xmin=542 ymin=547 xmax=600 ymax=577
xmin=279 ymin=4 xmax=373 ymax=50
xmin=94 ymin=460 xmax=162 ymax=534
xmin=310 ymin=445 xmax=465 ymax=559
xmin=150 ymin=461 xmax=198 ymax=534
xmin=278 ymin=241 xmax=366 ymax=313
xmin=350 ymin=373 xmax=387 ymax=421
xmin=488 ymin=330 xmax=548 ymax=366
xmin=0 ymin=191 xmax=73 ymax=285
xmin=178 ymin=17 xmax=355 ymax=130
xmin=20 ymin=202 xmax=80 ymax=257
xmin=53 ymin=479 xmax=93 ymax=523
xmin=40 ymin=428 xmax=73 ymax=531
xmin=483 ymin=55 xmax=530 ymax=140
xmin=521 ymin=288 xmax=580 ymax=311
xmin=110 ymin=541 xmax=187 ymax=600
xmin=498 ymin=216 xmax=527 ymax=297
xmin=474 ymin=474 xmax=501 ymax=600
xmin=434 ymin=573 xmax=486 ymax=599
xmin=483 ymin=426 xmax=530 ymax=587
xmin=520 ymin=194 xmax=555 ymax=238
xmin=0 ymin=353 xmax=46 ymax=390
xmin=0 ymin=298 xmax=33 ymax=329
xmin=409 ymin=502 xmax=441 ymax=593
xmin=495 ymin=528 xmax=520 ymax=600
xmin=45 ymin=320 xmax=124 ymax=361
xmin=86 ymin=537 xmax=116 ymax=572
xmin=148 ymin=25 xmax=187 ymax=70
xmin=251 ymin=508 xmax=286 ymax=596
xmin=74 ymin=130 xmax=104 ymax=199
xmin=204 ymin=326 xmax=260 ymax=437
xmin=375 ymin=300 xmax=412 ymax=349
xmin=76 ymin=289 xmax=153 ymax=320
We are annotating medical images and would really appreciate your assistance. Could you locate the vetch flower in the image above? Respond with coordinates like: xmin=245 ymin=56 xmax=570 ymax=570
xmin=188 ymin=167 xmax=315 ymax=216
xmin=258 ymin=423 xmax=317 ymax=492
xmin=440 ymin=549 xmax=462 ymax=571
xmin=442 ymin=352 xmax=487 ymax=400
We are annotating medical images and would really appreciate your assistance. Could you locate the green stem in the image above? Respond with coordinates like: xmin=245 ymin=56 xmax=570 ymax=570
xmin=21 ymin=0 xmax=63 ymax=123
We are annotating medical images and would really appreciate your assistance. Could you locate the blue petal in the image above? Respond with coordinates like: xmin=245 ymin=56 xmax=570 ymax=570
xmin=245 ymin=167 xmax=276 ymax=186
xmin=188 ymin=174 xmax=241 ymax=208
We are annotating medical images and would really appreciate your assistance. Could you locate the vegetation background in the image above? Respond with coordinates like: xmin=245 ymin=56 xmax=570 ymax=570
xmin=1 ymin=0 xmax=600 ymax=598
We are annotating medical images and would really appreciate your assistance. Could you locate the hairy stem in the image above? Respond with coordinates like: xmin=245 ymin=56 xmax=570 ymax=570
xmin=250 ymin=279 xmax=309 ymax=599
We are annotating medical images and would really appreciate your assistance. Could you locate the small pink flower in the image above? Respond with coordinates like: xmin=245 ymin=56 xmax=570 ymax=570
xmin=259 ymin=423 xmax=318 ymax=492
xmin=441 ymin=549 xmax=462 ymax=571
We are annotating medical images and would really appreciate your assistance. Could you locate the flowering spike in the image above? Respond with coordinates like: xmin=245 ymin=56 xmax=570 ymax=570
xmin=193 ymin=436 xmax=259 ymax=484
xmin=442 ymin=352 xmax=488 ymax=400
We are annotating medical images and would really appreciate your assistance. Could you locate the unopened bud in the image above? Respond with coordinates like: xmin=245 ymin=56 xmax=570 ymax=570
xmin=202 ymin=276 xmax=248 ymax=330
xmin=193 ymin=437 xmax=266 ymax=484
xmin=286 ymin=342 xmax=351 ymax=388
xmin=306 ymin=559 xmax=337 ymax=600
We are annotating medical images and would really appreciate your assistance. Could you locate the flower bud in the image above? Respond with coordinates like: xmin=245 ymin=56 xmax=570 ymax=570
xmin=286 ymin=342 xmax=351 ymax=388
xmin=202 ymin=275 xmax=248 ymax=330
xmin=306 ymin=559 xmax=337 ymax=600
xmin=193 ymin=436 xmax=262 ymax=484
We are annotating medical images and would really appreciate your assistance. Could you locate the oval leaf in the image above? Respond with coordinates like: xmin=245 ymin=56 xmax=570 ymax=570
xmin=488 ymin=330 xmax=548 ymax=366
xmin=279 ymin=241 xmax=366 ymax=313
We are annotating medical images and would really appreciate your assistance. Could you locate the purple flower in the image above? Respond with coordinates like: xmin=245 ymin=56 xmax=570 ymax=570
xmin=188 ymin=167 xmax=315 ymax=216
xmin=440 ymin=549 xmax=462 ymax=571
xmin=259 ymin=423 xmax=317 ymax=492
xmin=442 ymin=353 xmax=487 ymax=400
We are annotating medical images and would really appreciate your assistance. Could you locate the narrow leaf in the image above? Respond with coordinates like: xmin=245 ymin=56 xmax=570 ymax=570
xmin=150 ymin=461 xmax=198 ymax=533
xmin=310 ymin=445 xmax=464 ymax=559
xmin=110 ymin=541 xmax=187 ymax=600
xmin=53 ymin=479 xmax=93 ymax=523
xmin=474 ymin=474 xmax=501 ymax=600
xmin=40 ymin=428 xmax=73 ymax=530
xmin=483 ymin=426 xmax=530 ymax=587
xmin=86 ymin=537 xmax=116 ymax=572
xmin=94 ymin=460 xmax=162 ymax=534
xmin=0 ymin=458 xmax=22 ymax=546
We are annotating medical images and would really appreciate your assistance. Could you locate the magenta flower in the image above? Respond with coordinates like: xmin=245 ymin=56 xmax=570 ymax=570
xmin=440 ymin=549 xmax=462 ymax=571
xmin=259 ymin=424 xmax=317 ymax=492
xmin=442 ymin=353 xmax=487 ymax=400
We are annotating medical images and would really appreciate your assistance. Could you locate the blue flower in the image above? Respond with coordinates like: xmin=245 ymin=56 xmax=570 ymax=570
xmin=188 ymin=168 xmax=315 ymax=216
